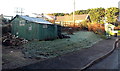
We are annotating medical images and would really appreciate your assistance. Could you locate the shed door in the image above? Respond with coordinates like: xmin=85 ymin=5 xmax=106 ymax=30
xmin=26 ymin=23 xmax=39 ymax=40
xmin=26 ymin=23 xmax=33 ymax=40
xmin=32 ymin=23 xmax=39 ymax=40
xmin=38 ymin=24 xmax=48 ymax=40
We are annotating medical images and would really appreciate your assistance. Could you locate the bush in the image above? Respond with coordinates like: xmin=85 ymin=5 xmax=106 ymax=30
xmin=79 ymin=21 xmax=105 ymax=35
xmin=79 ymin=20 xmax=90 ymax=30
xmin=84 ymin=22 xmax=105 ymax=35
xmin=91 ymin=23 xmax=105 ymax=35
xmin=114 ymin=26 xmax=120 ymax=30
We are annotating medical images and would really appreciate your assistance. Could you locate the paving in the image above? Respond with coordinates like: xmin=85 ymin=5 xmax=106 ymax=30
xmin=16 ymin=37 xmax=117 ymax=70
xmin=88 ymin=38 xmax=120 ymax=69
xmin=88 ymin=46 xmax=118 ymax=69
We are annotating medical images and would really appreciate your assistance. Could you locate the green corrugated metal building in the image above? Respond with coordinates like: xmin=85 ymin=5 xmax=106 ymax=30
xmin=10 ymin=15 xmax=59 ymax=40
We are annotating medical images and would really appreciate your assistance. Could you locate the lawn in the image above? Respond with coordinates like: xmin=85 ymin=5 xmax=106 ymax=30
xmin=22 ymin=31 xmax=102 ymax=59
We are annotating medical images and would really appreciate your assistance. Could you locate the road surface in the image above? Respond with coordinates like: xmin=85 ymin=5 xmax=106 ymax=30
xmin=88 ymin=40 xmax=120 ymax=69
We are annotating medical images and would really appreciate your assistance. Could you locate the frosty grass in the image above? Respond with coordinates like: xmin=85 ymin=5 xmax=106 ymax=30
xmin=22 ymin=31 xmax=102 ymax=59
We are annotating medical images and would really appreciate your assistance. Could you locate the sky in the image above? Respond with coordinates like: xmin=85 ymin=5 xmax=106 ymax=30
xmin=0 ymin=0 xmax=120 ymax=16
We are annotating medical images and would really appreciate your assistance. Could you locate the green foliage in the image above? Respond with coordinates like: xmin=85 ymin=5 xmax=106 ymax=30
xmin=71 ymin=9 xmax=90 ymax=15
xmin=52 ymin=13 xmax=65 ymax=16
xmin=105 ymin=7 xmax=119 ymax=23
xmin=80 ymin=20 xmax=89 ymax=28
xmin=89 ymin=7 xmax=105 ymax=24
xmin=48 ymin=7 xmax=119 ymax=25
xmin=48 ymin=13 xmax=70 ymax=16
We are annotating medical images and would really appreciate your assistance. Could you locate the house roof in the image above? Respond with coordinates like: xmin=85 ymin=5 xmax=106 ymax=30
xmin=56 ymin=14 xmax=88 ymax=22
xmin=16 ymin=15 xmax=52 ymax=24
xmin=44 ymin=14 xmax=55 ymax=20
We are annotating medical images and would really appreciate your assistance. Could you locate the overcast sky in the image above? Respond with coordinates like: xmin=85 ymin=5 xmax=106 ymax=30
xmin=0 ymin=0 xmax=120 ymax=16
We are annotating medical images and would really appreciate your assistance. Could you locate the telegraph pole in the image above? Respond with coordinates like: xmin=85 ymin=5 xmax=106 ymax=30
xmin=118 ymin=1 xmax=120 ymax=21
xmin=15 ymin=7 xmax=24 ymax=16
xmin=20 ymin=8 xmax=24 ymax=16
xmin=73 ymin=0 xmax=75 ymax=27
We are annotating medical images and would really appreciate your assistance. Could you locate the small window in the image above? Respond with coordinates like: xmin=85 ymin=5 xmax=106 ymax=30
xmin=29 ymin=26 xmax=32 ymax=30
xmin=19 ymin=20 xmax=25 ymax=26
xmin=43 ymin=25 xmax=48 ymax=28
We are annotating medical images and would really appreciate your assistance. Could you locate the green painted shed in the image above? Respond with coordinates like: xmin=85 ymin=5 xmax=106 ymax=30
xmin=10 ymin=15 xmax=58 ymax=40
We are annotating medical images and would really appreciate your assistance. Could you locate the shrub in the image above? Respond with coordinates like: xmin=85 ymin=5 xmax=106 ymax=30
xmin=91 ymin=23 xmax=105 ymax=35
xmin=79 ymin=21 xmax=105 ymax=35
xmin=79 ymin=20 xmax=90 ymax=30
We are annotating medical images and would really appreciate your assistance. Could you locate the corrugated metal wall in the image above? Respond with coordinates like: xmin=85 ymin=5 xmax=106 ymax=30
xmin=11 ymin=16 xmax=58 ymax=40
xmin=11 ymin=17 xmax=19 ymax=36
xmin=38 ymin=24 xmax=57 ymax=40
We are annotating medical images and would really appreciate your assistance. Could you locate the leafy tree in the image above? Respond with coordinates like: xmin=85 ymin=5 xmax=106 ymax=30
xmin=89 ymin=7 xmax=105 ymax=24
xmin=71 ymin=9 xmax=90 ymax=15
xmin=47 ymin=13 xmax=70 ymax=16
xmin=105 ymin=7 xmax=119 ymax=23
xmin=52 ymin=13 xmax=65 ymax=16
xmin=64 ymin=13 xmax=69 ymax=15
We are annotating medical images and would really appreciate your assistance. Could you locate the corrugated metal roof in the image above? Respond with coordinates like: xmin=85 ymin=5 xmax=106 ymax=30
xmin=20 ymin=15 xmax=52 ymax=24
